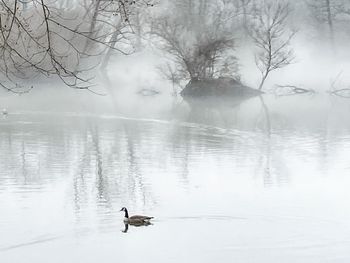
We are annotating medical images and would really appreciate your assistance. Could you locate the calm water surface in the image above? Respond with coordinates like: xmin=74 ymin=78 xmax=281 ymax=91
xmin=1 ymin=96 xmax=350 ymax=262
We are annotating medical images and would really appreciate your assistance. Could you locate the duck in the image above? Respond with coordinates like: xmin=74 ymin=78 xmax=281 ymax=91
xmin=120 ymin=207 xmax=153 ymax=226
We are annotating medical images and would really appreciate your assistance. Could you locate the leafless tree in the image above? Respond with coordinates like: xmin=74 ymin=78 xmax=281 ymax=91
xmin=231 ymin=0 xmax=253 ymax=34
xmin=150 ymin=0 xmax=239 ymax=81
xmin=249 ymin=1 xmax=296 ymax=90
xmin=157 ymin=62 xmax=180 ymax=97
xmin=0 ymin=0 xmax=154 ymax=93
xmin=305 ymin=0 xmax=348 ymax=44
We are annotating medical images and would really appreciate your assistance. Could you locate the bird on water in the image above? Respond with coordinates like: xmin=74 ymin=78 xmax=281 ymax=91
xmin=120 ymin=207 xmax=153 ymax=226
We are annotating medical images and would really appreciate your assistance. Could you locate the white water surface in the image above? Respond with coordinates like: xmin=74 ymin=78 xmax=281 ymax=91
xmin=1 ymin=95 xmax=350 ymax=263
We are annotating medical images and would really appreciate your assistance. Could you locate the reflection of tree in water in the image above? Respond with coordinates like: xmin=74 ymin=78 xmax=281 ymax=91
xmin=91 ymin=126 xmax=110 ymax=203
xmin=258 ymin=95 xmax=273 ymax=186
xmin=185 ymin=99 xmax=241 ymax=129
xmin=169 ymin=126 xmax=191 ymax=186
xmin=3 ymin=111 xmax=349 ymax=217
xmin=72 ymin=124 xmax=117 ymax=223
xmin=0 ymin=120 xmax=71 ymax=186
xmin=184 ymin=96 xmax=292 ymax=187
xmin=257 ymin=96 xmax=290 ymax=186
xmin=170 ymin=111 xmax=255 ymax=188
xmin=122 ymin=121 xmax=156 ymax=208
xmin=122 ymin=122 xmax=147 ymax=204
xmin=71 ymin=120 xmax=156 ymax=222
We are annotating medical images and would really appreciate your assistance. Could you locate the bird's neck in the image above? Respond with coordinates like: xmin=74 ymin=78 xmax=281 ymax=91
xmin=124 ymin=209 xmax=129 ymax=218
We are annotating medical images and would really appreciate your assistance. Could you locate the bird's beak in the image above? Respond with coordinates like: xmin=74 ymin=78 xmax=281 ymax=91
xmin=119 ymin=208 xmax=123 ymax=211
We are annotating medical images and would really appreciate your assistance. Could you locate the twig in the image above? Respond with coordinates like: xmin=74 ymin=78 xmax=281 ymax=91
xmin=274 ymin=84 xmax=315 ymax=96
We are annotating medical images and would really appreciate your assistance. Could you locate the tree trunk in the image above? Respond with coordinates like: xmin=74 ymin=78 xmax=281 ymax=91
xmin=325 ymin=0 xmax=335 ymax=46
xmin=82 ymin=0 xmax=101 ymax=54
xmin=259 ymin=71 xmax=269 ymax=90
xmin=134 ymin=10 xmax=142 ymax=51
xmin=101 ymin=32 xmax=120 ymax=69
xmin=100 ymin=18 xmax=122 ymax=69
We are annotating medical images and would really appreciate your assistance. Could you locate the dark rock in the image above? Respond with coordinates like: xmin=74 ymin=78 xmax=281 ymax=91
xmin=180 ymin=77 xmax=262 ymax=99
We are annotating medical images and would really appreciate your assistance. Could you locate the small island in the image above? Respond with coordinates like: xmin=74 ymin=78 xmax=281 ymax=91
xmin=181 ymin=77 xmax=262 ymax=100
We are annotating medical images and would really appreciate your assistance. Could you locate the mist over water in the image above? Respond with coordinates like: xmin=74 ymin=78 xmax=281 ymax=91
xmin=1 ymin=93 xmax=350 ymax=262
xmin=1 ymin=0 xmax=350 ymax=262
xmin=1 ymin=44 xmax=350 ymax=262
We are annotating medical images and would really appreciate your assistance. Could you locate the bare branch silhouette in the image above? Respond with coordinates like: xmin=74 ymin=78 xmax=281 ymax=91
xmin=0 ymin=0 xmax=154 ymax=92
xmin=249 ymin=1 xmax=296 ymax=90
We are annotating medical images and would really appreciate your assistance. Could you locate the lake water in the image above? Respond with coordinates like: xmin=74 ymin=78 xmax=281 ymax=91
xmin=1 ymin=95 xmax=350 ymax=262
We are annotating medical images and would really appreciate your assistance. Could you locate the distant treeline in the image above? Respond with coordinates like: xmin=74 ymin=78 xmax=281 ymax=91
xmin=0 ymin=0 xmax=349 ymax=93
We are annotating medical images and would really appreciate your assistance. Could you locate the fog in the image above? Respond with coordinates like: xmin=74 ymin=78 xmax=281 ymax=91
xmin=1 ymin=1 xmax=350 ymax=263
xmin=1 ymin=0 xmax=350 ymax=115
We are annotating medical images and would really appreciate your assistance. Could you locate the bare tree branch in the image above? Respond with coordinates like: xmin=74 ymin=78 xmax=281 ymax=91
xmin=249 ymin=1 xmax=296 ymax=90
xmin=0 ymin=0 xmax=155 ymax=92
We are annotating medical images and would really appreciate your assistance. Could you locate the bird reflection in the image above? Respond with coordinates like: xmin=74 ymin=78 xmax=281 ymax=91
xmin=122 ymin=223 xmax=129 ymax=233
xmin=121 ymin=221 xmax=153 ymax=233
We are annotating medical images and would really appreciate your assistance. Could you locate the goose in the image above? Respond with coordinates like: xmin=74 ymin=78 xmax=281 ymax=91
xmin=2 ymin=108 xmax=8 ymax=115
xmin=120 ymin=207 xmax=153 ymax=226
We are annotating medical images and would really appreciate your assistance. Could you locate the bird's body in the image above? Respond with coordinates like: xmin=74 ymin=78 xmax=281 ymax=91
xmin=120 ymin=207 xmax=153 ymax=226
